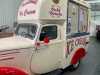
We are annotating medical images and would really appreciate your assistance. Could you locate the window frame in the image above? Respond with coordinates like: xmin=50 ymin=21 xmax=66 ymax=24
xmin=39 ymin=24 xmax=58 ymax=41
xmin=78 ymin=6 xmax=88 ymax=33
xmin=67 ymin=1 xmax=79 ymax=34
xmin=15 ymin=23 xmax=37 ymax=40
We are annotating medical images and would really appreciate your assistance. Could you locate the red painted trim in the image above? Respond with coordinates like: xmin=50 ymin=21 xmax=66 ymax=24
xmin=0 ymin=67 xmax=28 ymax=75
xmin=0 ymin=47 xmax=31 ymax=53
xmin=71 ymin=48 xmax=86 ymax=64
xmin=0 ymin=51 xmax=20 ymax=56
xmin=0 ymin=57 xmax=15 ymax=61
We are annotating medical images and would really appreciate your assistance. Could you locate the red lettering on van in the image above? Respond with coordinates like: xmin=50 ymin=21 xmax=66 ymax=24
xmin=24 ymin=9 xmax=36 ymax=16
xmin=67 ymin=37 xmax=87 ymax=54
xmin=19 ymin=9 xmax=36 ymax=16
xmin=49 ymin=5 xmax=62 ymax=17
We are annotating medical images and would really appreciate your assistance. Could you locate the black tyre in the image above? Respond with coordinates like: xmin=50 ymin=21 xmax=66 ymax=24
xmin=41 ymin=69 xmax=63 ymax=75
xmin=96 ymin=31 xmax=100 ymax=40
xmin=62 ymin=60 xmax=80 ymax=73
xmin=68 ymin=60 xmax=80 ymax=72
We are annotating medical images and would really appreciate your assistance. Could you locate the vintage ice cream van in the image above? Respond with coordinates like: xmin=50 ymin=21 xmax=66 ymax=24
xmin=0 ymin=0 xmax=90 ymax=75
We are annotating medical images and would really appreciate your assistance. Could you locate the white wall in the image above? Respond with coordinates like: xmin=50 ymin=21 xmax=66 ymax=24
xmin=0 ymin=0 xmax=22 ymax=29
xmin=90 ymin=11 xmax=100 ymax=36
xmin=91 ymin=11 xmax=100 ymax=22
xmin=14 ymin=0 xmax=22 ymax=22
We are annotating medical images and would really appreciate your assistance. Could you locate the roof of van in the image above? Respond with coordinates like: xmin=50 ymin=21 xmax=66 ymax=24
xmin=17 ymin=0 xmax=90 ymax=22
xmin=17 ymin=0 xmax=67 ymax=21
xmin=72 ymin=0 xmax=90 ymax=8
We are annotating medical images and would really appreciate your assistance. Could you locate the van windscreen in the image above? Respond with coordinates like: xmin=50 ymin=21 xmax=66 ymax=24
xmin=15 ymin=23 xmax=37 ymax=40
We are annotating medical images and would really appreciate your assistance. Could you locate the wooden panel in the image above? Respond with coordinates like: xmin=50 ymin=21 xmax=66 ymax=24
xmin=0 ymin=32 xmax=14 ymax=38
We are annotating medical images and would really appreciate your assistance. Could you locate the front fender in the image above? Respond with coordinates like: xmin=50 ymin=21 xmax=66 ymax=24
xmin=0 ymin=67 xmax=28 ymax=75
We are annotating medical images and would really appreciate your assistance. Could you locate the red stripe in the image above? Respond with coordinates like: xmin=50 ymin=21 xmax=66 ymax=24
xmin=0 ymin=51 xmax=20 ymax=56
xmin=0 ymin=57 xmax=15 ymax=61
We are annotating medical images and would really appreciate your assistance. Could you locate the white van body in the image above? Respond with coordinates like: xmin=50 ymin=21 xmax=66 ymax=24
xmin=0 ymin=0 xmax=90 ymax=75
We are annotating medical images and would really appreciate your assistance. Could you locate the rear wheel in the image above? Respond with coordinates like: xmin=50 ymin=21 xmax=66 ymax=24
xmin=69 ymin=60 xmax=80 ymax=71
xmin=63 ymin=60 xmax=80 ymax=73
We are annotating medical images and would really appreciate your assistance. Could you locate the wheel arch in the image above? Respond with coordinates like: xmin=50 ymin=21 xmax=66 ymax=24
xmin=71 ymin=48 xmax=86 ymax=65
xmin=0 ymin=67 xmax=28 ymax=75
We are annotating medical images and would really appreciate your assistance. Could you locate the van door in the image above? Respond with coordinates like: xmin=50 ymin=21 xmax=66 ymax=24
xmin=31 ymin=24 xmax=63 ymax=73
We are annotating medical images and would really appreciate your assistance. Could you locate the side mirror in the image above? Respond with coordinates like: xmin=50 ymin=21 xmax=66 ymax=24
xmin=43 ymin=36 xmax=50 ymax=44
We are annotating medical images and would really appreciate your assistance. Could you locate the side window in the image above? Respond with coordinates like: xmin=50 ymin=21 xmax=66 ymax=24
xmin=39 ymin=25 xmax=57 ymax=41
xmin=79 ymin=6 xmax=88 ymax=32
xmin=67 ymin=2 xmax=78 ymax=34
xmin=66 ymin=1 xmax=89 ymax=38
